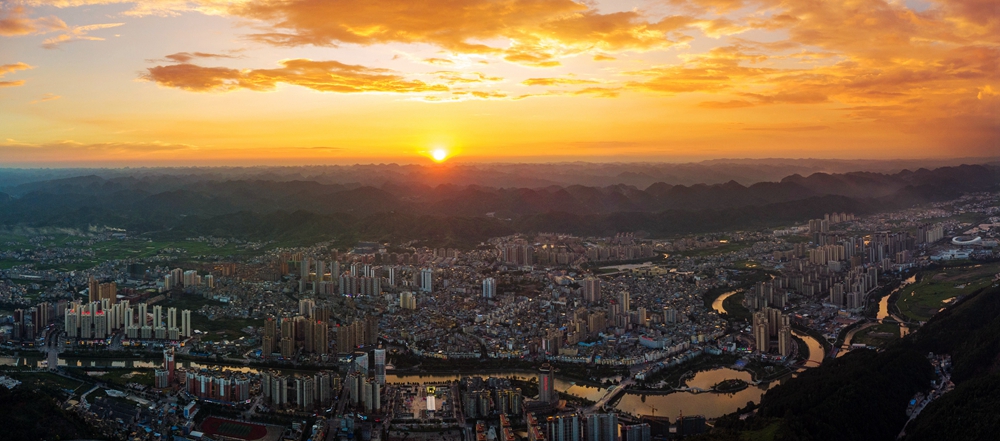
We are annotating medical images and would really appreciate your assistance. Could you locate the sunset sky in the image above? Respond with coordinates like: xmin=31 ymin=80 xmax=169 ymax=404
xmin=0 ymin=0 xmax=997 ymax=165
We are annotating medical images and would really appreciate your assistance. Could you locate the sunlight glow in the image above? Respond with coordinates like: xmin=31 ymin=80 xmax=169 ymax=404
xmin=431 ymin=148 xmax=449 ymax=162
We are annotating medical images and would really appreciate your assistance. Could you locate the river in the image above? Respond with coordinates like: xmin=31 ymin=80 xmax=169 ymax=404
xmin=711 ymin=291 xmax=740 ymax=315
xmin=615 ymin=368 xmax=778 ymax=419
xmin=791 ymin=330 xmax=824 ymax=367
xmin=1 ymin=354 xmax=774 ymax=418
xmin=712 ymin=290 xmax=825 ymax=368
xmin=878 ymin=275 xmax=917 ymax=322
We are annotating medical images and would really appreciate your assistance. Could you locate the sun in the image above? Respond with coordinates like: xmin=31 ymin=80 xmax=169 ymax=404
xmin=431 ymin=148 xmax=449 ymax=162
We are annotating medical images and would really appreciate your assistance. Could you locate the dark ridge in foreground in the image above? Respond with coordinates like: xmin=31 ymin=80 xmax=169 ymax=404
xmin=695 ymin=284 xmax=1000 ymax=441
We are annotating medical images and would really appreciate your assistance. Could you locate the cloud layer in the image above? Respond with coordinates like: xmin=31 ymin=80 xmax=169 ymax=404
xmin=1 ymin=0 xmax=996 ymax=161
xmin=142 ymin=59 xmax=448 ymax=93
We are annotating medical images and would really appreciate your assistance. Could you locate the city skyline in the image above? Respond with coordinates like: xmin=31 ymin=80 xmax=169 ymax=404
xmin=1 ymin=0 xmax=997 ymax=165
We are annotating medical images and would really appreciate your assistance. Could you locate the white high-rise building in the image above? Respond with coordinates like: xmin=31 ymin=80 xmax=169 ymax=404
xmin=153 ymin=305 xmax=163 ymax=328
xmin=482 ymin=277 xmax=496 ymax=299
xmin=183 ymin=270 xmax=199 ymax=287
xmin=181 ymin=310 xmax=192 ymax=338
xmin=420 ymin=268 xmax=433 ymax=292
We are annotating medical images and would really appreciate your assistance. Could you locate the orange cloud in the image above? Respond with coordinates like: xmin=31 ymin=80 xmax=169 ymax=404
xmin=742 ymin=125 xmax=829 ymax=132
xmin=0 ymin=140 xmax=197 ymax=163
xmin=0 ymin=62 xmax=33 ymax=87
xmin=142 ymin=58 xmax=449 ymax=93
xmin=698 ymin=99 xmax=755 ymax=108
xmin=41 ymin=22 xmax=124 ymax=48
xmin=434 ymin=71 xmax=503 ymax=84
xmin=163 ymin=51 xmax=240 ymax=63
xmin=30 ymin=92 xmax=61 ymax=103
xmin=422 ymin=57 xmax=454 ymax=66
xmin=231 ymin=0 xmax=704 ymax=66
xmin=2 ymin=5 xmax=122 ymax=48
xmin=522 ymin=77 xmax=599 ymax=86
xmin=0 ymin=5 xmax=66 ymax=36
xmin=24 ymin=1 xmax=239 ymax=17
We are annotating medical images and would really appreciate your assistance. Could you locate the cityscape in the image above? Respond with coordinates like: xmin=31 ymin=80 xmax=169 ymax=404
xmin=2 ymin=0 xmax=999 ymax=440
xmin=0 ymin=170 xmax=998 ymax=441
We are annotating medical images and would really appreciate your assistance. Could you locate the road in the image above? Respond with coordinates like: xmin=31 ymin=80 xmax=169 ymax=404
xmin=836 ymin=322 xmax=878 ymax=358
xmin=79 ymin=384 xmax=101 ymax=408
xmin=586 ymin=377 xmax=634 ymax=413
xmin=897 ymin=371 xmax=952 ymax=439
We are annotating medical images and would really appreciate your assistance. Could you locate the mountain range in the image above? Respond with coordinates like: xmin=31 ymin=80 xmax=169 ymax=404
xmin=0 ymin=163 xmax=997 ymax=246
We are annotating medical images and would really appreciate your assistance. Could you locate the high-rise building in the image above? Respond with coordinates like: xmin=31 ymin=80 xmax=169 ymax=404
xmin=263 ymin=335 xmax=275 ymax=356
xmin=400 ymin=291 xmax=416 ymax=310
xmin=355 ymin=352 xmax=369 ymax=373
xmin=618 ymin=291 xmax=630 ymax=313
xmin=374 ymin=348 xmax=386 ymax=385
xmin=586 ymin=413 xmax=619 ymax=441
xmin=301 ymin=258 xmax=311 ymax=280
xmin=281 ymin=317 xmax=295 ymax=342
xmin=753 ymin=310 xmax=770 ymax=353
xmin=183 ymin=270 xmax=199 ymax=287
xmin=164 ymin=347 xmax=176 ymax=384
xmin=280 ymin=337 xmax=295 ymax=358
xmin=622 ymin=424 xmax=651 ymax=441
xmin=181 ymin=309 xmax=192 ymax=338
xmin=663 ymin=307 xmax=677 ymax=324
xmin=152 ymin=305 xmax=163 ymax=328
xmin=547 ymin=414 xmax=583 ymax=441
xmin=482 ymin=277 xmax=496 ymax=299
xmin=778 ymin=325 xmax=794 ymax=357
xmin=314 ymin=321 xmax=329 ymax=354
xmin=170 ymin=268 xmax=183 ymax=285
xmin=365 ymin=316 xmax=379 ymax=346
xmin=88 ymin=277 xmax=99 ymax=303
xmin=420 ymin=268 xmax=433 ymax=292
xmin=539 ymin=363 xmax=557 ymax=404
xmin=584 ymin=277 xmax=601 ymax=303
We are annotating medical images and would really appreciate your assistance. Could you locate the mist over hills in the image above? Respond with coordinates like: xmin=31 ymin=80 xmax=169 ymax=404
xmin=2 ymin=157 xmax=998 ymax=190
xmin=0 ymin=162 xmax=997 ymax=246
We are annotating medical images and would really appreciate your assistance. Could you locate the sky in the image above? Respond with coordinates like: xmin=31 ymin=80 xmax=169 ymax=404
xmin=0 ymin=0 xmax=997 ymax=166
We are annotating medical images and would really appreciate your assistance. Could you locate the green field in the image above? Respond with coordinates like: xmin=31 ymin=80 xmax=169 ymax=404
xmin=191 ymin=315 xmax=259 ymax=341
xmin=11 ymin=372 xmax=87 ymax=393
xmin=161 ymin=293 xmax=225 ymax=311
xmin=156 ymin=295 xmax=258 ymax=339
xmin=678 ymin=241 xmax=754 ymax=257
xmin=91 ymin=369 xmax=155 ymax=387
xmin=0 ymin=231 xmax=261 ymax=271
xmin=896 ymin=262 xmax=1000 ymax=322
xmin=853 ymin=323 xmax=901 ymax=347
xmin=92 ymin=239 xmax=254 ymax=261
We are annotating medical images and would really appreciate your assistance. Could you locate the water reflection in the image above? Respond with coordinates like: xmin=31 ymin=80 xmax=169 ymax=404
xmin=386 ymin=372 xmax=607 ymax=401
xmin=878 ymin=275 xmax=916 ymax=321
xmin=616 ymin=369 xmax=780 ymax=419
xmin=711 ymin=291 xmax=739 ymax=315
xmin=0 ymin=357 xmax=775 ymax=419
xmin=683 ymin=368 xmax=752 ymax=390
xmin=791 ymin=330 xmax=824 ymax=367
